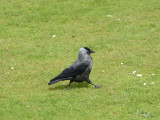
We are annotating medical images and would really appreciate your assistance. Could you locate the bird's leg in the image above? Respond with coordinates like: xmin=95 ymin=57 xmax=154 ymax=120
xmin=87 ymin=79 xmax=102 ymax=88
xmin=66 ymin=80 xmax=73 ymax=90
xmin=90 ymin=83 xmax=102 ymax=88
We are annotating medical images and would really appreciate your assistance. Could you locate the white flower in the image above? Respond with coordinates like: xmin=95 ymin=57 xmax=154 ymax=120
xmin=11 ymin=67 xmax=14 ymax=70
xmin=133 ymin=71 xmax=136 ymax=74
xmin=117 ymin=18 xmax=120 ymax=21
xmin=151 ymin=82 xmax=155 ymax=84
xmin=121 ymin=63 xmax=123 ymax=65
xmin=52 ymin=35 xmax=56 ymax=38
xmin=152 ymin=74 xmax=154 ymax=76
xmin=107 ymin=15 xmax=112 ymax=18
xmin=136 ymin=74 xmax=142 ymax=77
xmin=143 ymin=83 xmax=147 ymax=86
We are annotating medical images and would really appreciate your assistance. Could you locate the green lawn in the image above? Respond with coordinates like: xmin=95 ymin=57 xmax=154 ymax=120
xmin=0 ymin=0 xmax=160 ymax=119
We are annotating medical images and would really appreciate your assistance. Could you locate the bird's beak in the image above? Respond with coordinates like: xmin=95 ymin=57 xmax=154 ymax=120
xmin=90 ymin=50 xmax=95 ymax=53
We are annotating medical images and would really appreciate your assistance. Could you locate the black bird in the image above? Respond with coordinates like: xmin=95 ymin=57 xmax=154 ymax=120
xmin=48 ymin=47 xmax=102 ymax=89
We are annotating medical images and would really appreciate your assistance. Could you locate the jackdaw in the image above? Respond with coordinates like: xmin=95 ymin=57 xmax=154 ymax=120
xmin=48 ymin=47 xmax=102 ymax=89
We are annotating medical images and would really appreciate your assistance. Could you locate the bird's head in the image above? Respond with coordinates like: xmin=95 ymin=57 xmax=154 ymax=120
xmin=78 ymin=47 xmax=95 ymax=59
xmin=78 ymin=47 xmax=95 ymax=60
xmin=82 ymin=47 xmax=95 ymax=54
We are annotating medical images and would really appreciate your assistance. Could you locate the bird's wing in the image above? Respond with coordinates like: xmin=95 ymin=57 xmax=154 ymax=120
xmin=52 ymin=61 xmax=89 ymax=80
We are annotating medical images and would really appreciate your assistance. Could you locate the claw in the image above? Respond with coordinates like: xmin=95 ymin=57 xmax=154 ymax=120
xmin=65 ymin=87 xmax=70 ymax=90
xmin=94 ymin=85 xmax=102 ymax=88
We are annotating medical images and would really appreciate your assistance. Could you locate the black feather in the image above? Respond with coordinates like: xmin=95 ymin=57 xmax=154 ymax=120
xmin=48 ymin=62 xmax=88 ymax=85
xmin=83 ymin=47 xmax=90 ymax=52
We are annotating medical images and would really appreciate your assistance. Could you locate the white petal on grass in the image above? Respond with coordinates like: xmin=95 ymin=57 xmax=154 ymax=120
xmin=117 ymin=18 xmax=120 ymax=21
xmin=143 ymin=83 xmax=147 ymax=86
xmin=151 ymin=82 xmax=155 ymax=84
xmin=121 ymin=63 xmax=123 ymax=65
xmin=11 ymin=67 xmax=14 ymax=70
xmin=133 ymin=71 xmax=136 ymax=74
xmin=107 ymin=15 xmax=112 ymax=18
xmin=152 ymin=73 xmax=154 ymax=76
xmin=136 ymin=74 xmax=142 ymax=77
xmin=52 ymin=35 xmax=56 ymax=38
xmin=129 ymin=73 xmax=131 ymax=75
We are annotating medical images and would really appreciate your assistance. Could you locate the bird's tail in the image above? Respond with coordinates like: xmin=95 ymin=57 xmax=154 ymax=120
xmin=48 ymin=78 xmax=62 ymax=85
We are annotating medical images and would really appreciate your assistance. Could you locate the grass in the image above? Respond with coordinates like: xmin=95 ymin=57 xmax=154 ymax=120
xmin=0 ymin=0 xmax=160 ymax=119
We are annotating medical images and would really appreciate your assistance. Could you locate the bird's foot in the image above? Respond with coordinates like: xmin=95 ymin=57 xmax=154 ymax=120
xmin=65 ymin=87 xmax=70 ymax=90
xmin=94 ymin=85 xmax=102 ymax=88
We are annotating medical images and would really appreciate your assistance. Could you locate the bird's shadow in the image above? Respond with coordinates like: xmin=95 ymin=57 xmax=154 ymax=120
xmin=48 ymin=82 xmax=91 ymax=91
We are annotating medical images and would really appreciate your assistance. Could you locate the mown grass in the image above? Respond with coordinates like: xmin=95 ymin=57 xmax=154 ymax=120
xmin=0 ymin=0 xmax=160 ymax=119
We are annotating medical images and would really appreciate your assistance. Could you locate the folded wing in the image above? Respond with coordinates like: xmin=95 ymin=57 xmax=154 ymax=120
xmin=48 ymin=61 xmax=89 ymax=85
